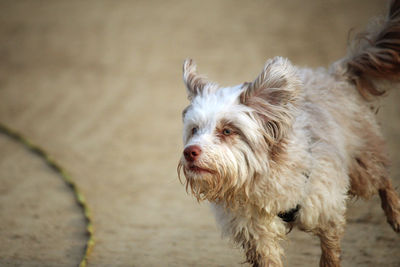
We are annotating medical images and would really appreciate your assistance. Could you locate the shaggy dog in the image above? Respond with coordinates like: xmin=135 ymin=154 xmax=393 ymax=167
xmin=178 ymin=1 xmax=400 ymax=266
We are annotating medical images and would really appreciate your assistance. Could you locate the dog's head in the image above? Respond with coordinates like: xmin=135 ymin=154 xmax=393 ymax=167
xmin=178 ymin=57 xmax=301 ymax=204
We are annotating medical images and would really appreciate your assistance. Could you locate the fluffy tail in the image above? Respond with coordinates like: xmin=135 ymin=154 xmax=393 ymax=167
xmin=345 ymin=0 xmax=400 ymax=100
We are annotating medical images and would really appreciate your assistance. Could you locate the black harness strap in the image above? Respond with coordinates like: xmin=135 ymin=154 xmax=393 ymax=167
xmin=278 ymin=204 xmax=301 ymax=223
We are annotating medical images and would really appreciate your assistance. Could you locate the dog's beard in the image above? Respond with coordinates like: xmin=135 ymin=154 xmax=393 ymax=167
xmin=177 ymin=156 xmax=249 ymax=205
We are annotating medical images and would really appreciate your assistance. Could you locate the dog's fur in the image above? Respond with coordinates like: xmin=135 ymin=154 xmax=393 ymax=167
xmin=178 ymin=1 xmax=400 ymax=266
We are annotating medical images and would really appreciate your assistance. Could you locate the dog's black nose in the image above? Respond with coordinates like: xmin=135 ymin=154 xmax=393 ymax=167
xmin=184 ymin=145 xmax=202 ymax=162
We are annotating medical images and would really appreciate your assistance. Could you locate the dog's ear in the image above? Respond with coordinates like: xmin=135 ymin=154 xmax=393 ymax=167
xmin=240 ymin=57 xmax=300 ymax=106
xmin=240 ymin=57 xmax=301 ymax=143
xmin=183 ymin=59 xmax=208 ymax=100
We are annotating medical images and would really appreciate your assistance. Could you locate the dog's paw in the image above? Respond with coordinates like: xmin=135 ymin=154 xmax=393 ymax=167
xmin=389 ymin=220 xmax=400 ymax=233
xmin=387 ymin=207 xmax=400 ymax=233
xmin=389 ymin=217 xmax=400 ymax=233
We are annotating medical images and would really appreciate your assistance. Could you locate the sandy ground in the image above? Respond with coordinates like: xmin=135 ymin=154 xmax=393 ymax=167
xmin=0 ymin=0 xmax=399 ymax=266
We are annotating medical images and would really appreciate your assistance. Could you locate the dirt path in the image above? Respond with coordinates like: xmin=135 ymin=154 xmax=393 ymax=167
xmin=0 ymin=0 xmax=399 ymax=266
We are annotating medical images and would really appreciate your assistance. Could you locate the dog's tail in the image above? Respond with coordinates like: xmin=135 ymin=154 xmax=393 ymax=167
xmin=343 ymin=0 xmax=400 ymax=100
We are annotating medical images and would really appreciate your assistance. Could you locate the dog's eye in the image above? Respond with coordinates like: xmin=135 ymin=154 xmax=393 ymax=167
xmin=222 ymin=128 xmax=232 ymax=136
xmin=192 ymin=127 xmax=198 ymax=135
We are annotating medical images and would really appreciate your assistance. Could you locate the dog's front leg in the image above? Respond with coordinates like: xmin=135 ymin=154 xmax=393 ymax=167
xmin=315 ymin=220 xmax=345 ymax=267
xmin=212 ymin=204 xmax=286 ymax=266
xmin=238 ymin=228 xmax=284 ymax=267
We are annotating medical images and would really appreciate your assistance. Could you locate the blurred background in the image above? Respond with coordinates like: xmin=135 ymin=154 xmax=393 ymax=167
xmin=0 ymin=0 xmax=399 ymax=266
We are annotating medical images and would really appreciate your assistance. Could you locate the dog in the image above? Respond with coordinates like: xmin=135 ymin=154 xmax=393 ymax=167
xmin=178 ymin=1 xmax=400 ymax=266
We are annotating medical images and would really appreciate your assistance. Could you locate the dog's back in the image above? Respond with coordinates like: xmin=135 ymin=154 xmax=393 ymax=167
xmin=299 ymin=0 xmax=400 ymax=232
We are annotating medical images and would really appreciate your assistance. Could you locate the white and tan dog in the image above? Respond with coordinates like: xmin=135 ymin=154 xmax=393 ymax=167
xmin=178 ymin=1 xmax=400 ymax=266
